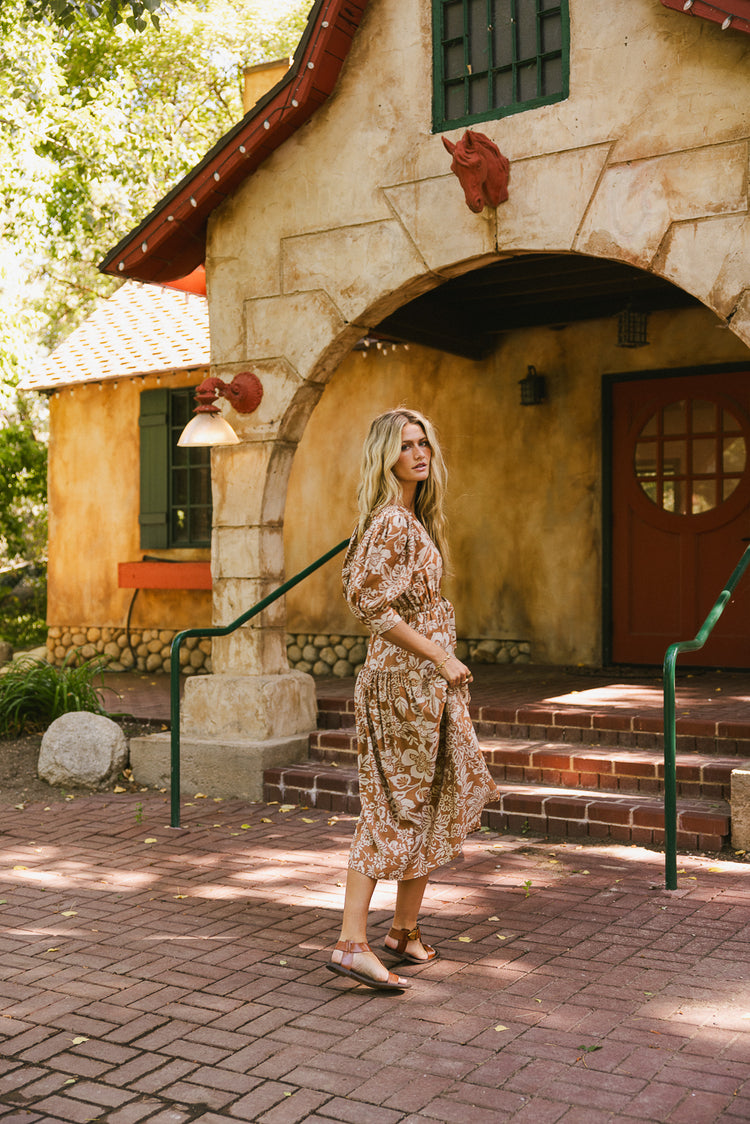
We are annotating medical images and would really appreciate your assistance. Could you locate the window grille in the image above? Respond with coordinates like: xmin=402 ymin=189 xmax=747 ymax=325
xmin=433 ymin=0 xmax=569 ymax=131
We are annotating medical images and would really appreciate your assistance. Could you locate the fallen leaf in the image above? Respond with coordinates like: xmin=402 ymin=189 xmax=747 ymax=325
xmin=708 ymin=866 xmax=723 ymax=873
xmin=194 ymin=793 xmax=208 ymax=799
xmin=495 ymin=934 xmax=507 ymax=940
xmin=60 ymin=910 xmax=77 ymax=917
xmin=112 ymin=786 xmax=127 ymax=793
xmin=144 ymin=838 xmax=158 ymax=844
xmin=260 ymin=818 xmax=272 ymax=824
xmin=0 ymin=899 xmax=6 ymax=905
xmin=488 ymin=915 xmax=499 ymax=921
xmin=301 ymin=818 xmax=315 ymax=823
xmin=241 ymin=823 xmax=251 ymax=829
xmin=14 ymin=804 xmax=25 ymax=811
xmin=173 ymin=895 xmax=188 ymax=900
xmin=279 ymin=960 xmax=287 ymax=966
xmin=12 ymin=866 xmax=27 ymax=872
xmin=494 ymin=1025 xmax=508 ymax=1031
xmin=279 ymin=804 xmax=295 ymax=813
xmin=46 ymin=948 xmax=60 ymax=953
xmin=63 ymin=1078 xmax=76 ymax=1085
xmin=457 ymin=936 xmax=472 ymax=943
xmin=71 ymin=1036 xmax=89 ymax=1045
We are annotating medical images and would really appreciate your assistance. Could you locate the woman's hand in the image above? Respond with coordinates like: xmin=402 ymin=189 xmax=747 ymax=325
xmin=435 ymin=654 xmax=473 ymax=688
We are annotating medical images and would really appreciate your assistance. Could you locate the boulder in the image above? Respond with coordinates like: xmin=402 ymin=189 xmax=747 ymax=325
xmin=38 ymin=711 xmax=128 ymax=788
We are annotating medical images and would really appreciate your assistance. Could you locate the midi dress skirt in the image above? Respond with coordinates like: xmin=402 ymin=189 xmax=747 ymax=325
xmin=342 ymin=504 xmax=500 ymax=881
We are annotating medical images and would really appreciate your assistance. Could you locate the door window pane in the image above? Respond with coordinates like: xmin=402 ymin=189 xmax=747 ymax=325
xmin=634 ymin=399 xmax=747 ymax=516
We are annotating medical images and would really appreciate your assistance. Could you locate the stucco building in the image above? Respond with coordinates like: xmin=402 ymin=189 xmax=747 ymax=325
xmin=32 ymin=0 xmax=750 ymax=790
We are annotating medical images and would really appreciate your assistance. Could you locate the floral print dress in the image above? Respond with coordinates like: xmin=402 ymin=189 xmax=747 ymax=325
xmin=342 ymin=504 xmax=500 ymax=881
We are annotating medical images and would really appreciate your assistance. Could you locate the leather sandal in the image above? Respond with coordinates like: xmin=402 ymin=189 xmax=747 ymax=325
xmin=326 ymin=940 xmax=410 ymax=991
xmin=383 ymin=925 xmax=439 ymax=964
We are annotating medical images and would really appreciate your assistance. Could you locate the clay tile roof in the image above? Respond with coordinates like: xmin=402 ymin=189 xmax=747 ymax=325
xmin=21 ymin=281 xmax=210 ymax=392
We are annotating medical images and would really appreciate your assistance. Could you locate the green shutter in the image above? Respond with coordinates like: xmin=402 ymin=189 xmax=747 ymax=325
xmin=139 ymin=388 xmax=169 ymax=549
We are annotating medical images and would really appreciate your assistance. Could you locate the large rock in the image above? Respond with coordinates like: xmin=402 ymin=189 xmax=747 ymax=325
xmin=38 ymin=711 xmax=128 ymax=788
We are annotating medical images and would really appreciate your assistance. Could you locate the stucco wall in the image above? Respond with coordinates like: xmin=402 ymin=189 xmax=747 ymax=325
xmin=284 ymin=306 xmax=750 ymax=664
xmin=47 ymin=372 xmax=212 ymax=633
xmin=200 ymin=0 xmax=750 ymax=675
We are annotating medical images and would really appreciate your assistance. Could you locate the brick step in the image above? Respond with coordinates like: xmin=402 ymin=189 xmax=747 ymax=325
xmin=262 ymin=760 xmax=730 ymax=852
xmin=315 ymin=693 xmax=750 ymax=757
xmin=309 ymin=732 xmax=745 ymax=801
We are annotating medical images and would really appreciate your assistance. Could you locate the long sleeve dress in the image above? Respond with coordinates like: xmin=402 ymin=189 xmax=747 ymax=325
xmin=342 ymin=504 xmax=500 ymax=881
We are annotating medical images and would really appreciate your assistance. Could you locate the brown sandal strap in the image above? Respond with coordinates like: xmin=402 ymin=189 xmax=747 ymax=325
xmin=333 ymin=939 xmax=371 ymax=969
xmin=387 ymin=926 xmax=421 ymax=954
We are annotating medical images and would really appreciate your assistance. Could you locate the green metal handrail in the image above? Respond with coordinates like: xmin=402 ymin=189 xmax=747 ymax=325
xmin=663 ymin=543 xmax=750 ymax=889
xmin=168 ymin=538 xmax=349 ymax=828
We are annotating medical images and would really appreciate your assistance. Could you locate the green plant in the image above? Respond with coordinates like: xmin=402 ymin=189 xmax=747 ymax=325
xmin=0 ymin=652 xmax=109 ymax=735
xmin=134 ymin=802 xmax=143 ymax=824
xmin=0 ymin=571 xmax=47 ymax=649
xmin=522 ymin=879 xmax=533 ymax=898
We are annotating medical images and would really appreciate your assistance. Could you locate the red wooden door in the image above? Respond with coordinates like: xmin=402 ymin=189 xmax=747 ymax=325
xmin=611 ymin=371 xmax=750 ymax=666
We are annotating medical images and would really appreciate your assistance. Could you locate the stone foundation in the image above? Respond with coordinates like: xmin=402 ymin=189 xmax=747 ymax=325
xmin=46 ymin=627 xmax=212 ymax=675
xmin=46 ymin=627 xmax=531 ymax=677
xmin=285 ymin=633 xmax=531 ymax=677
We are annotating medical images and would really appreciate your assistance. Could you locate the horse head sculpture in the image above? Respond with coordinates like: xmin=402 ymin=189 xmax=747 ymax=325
xmin=442 ymin=130 xmax=510 ymax=213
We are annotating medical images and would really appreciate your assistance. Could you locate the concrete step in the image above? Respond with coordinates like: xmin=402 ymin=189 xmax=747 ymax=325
xmin=315 ymin=692 xmax=750 ymax=757
xmin=309 ymin=731 xmax=744 ymax=802
xmin=262 ymin=759 xmax=730 ymax=852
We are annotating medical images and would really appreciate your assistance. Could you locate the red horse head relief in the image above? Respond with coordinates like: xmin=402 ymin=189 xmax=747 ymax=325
xmin=442 ymin=130 xmax=510 ymax=213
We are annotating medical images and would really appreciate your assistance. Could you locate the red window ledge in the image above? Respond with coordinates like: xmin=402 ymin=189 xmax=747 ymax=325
xmin=118 ymin=561 xmax=212 ymax=590
xmin=661 ymin=0 xmax=750 ymax=35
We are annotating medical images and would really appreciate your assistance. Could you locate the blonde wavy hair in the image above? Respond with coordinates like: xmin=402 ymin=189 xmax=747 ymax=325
xmin=356 ymin=408 xmax=450 ymax=564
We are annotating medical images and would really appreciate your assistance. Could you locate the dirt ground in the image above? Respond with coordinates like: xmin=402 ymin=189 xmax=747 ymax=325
xmin=0 ymin=718 xmax=165 ymax=809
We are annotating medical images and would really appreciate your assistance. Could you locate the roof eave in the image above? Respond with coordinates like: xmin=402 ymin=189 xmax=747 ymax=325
xmin=99 ymin=0 xmax=369 ymax=286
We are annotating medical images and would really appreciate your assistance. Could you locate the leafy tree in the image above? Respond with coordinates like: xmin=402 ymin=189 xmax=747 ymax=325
xmin=25 ymin=0 xmax=162 ymax=32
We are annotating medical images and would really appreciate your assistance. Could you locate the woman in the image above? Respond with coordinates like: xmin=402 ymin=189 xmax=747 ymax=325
xmin=327 ymin=408 xmax=500 ymax=992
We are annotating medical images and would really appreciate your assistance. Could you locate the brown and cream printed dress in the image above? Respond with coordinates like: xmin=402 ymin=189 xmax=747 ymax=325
xmin=342 ymin=504 xmax=500 ymax=881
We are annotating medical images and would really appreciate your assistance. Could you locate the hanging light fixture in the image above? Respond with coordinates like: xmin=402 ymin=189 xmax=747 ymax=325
xmin=617 ymin=306 xmax=650 ymax=348
xmin=518 ymin=365 xmax=547 ymax=406
xmin=177 ymin=371 xmax=263 ymax=447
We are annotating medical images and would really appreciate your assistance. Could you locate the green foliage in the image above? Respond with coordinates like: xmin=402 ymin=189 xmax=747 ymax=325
xmin=25 ymin=0 xmax=162 ymax=32
xmin=0 ymin=416 xmax=48 ymax=563
xmin=0 ymin=654 xmax=109 ymax=735
xmin=0 ymin=572 xmax=47 ymax=649
xmin=1 ymin=0 xmax=310 ymax=362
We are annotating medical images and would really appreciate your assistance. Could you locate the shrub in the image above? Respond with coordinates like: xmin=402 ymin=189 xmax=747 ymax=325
xmin=0 ymin=653 xmax=109 ymax=736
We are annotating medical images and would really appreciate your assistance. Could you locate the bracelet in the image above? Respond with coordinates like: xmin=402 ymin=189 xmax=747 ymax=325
xmin=433 ymin=654 xmax=450 ymax=673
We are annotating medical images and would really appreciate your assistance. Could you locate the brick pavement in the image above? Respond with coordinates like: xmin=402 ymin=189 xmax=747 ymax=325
xmin=1 ymin=792 xmax=749 ymax=1122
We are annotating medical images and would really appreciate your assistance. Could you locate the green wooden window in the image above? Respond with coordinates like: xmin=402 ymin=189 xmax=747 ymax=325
xmin=139 ymin=387 xmax=212 ymax=549
xmin=433 ymin=0 xmax=569 ymax=131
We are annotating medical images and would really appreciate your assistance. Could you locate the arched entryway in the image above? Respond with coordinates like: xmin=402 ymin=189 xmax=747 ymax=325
xmin=282 ymin=251 xmax=750 ymax=670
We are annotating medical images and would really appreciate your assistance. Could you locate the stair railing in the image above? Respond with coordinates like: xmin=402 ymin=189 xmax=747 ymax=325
xmin=168 ymin=538 xmax=349 ymax=828
xmin=663 ymin=543 xmax=750 ymax=889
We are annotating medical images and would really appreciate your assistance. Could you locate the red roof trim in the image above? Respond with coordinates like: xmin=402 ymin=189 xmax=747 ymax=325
xmin=100 ymin=0 xmax=369 ymax=286
xmin=661 ymin=0 xmax=750 ymax=35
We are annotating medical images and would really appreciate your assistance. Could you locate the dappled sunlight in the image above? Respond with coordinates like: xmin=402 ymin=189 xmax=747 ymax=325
xmin=545 ymin=685 xmax=664 ymax=710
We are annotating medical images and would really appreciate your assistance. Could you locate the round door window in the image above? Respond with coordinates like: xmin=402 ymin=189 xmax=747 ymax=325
xmin=634 ymin=398 xmax=747 ymax=515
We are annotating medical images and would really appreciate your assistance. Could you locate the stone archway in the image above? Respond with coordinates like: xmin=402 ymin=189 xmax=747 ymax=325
xmin=176 ymin=130 xmax=750 ymax=794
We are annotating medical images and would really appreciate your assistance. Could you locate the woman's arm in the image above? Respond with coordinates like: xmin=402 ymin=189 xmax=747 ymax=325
xmin=379 ymin=620 xmax=472 ymax=688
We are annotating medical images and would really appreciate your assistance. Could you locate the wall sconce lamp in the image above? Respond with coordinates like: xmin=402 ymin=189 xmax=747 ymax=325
xmin=177 ymin=371 xmax=263 ymax=447
xmin=518 ymin=365 xmax=547 ymax=406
